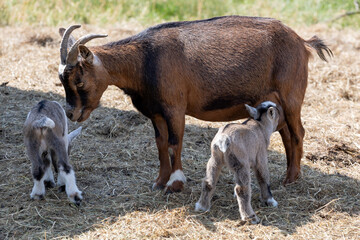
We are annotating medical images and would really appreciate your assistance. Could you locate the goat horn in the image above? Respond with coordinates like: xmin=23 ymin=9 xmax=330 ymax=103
xmin=66 ymin=33 xmax=108 ymax=65
xmin=60 ymin=25 xmax=81 ymax=65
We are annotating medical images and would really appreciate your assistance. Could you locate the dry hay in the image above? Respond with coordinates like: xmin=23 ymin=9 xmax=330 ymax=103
xmin=0 ymin=23 xmax=359 ymax=239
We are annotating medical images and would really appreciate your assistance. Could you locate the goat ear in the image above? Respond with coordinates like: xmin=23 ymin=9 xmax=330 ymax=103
xmin=267 ymin=107 xmax=276 ymax=120
xmin=59 ymin=28 xmax=76 ymax=48
xmin=79 ymin=45 xmax=94 ymax=63
xmin=245 ymin=104 xmax=259 ymax=119
xmin=68 ymin=126 xmax=82 ymax=143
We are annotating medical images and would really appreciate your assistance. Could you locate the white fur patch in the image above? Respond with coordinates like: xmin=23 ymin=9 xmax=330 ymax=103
xmin=59 ymin=169 xmax=81 ymax=195
xmin=216 ymin=135 xmax=230 ymax=153
xmin=166 ymin=170 xmax=186 ymax=186
xmin=58 ymin=64 xmax=66 ymax=75
xmin=93 ymin=54 xmax=102 ymax=66
xmin=195 ymin=202 xmax=209 ymax=212
xmin=266 ymin=197 xmax=278 ymax=207
xmin=43 ymin=117 xmax=55 ymax=128
xmin=30 ymin=179 xmax=45 ymax=199
xmin=44 ymin=167 xmax=54 ymax=183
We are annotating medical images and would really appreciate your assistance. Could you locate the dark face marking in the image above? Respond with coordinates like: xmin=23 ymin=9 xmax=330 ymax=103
xmin=60 ymin=70 xmax=77 ymax=108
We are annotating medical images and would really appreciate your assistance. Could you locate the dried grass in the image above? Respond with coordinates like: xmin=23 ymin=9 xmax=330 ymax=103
xmin=0 ymin=23 xmax=359 ymax=239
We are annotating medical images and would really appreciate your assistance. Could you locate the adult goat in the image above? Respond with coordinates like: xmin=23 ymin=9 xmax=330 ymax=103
xmin=58 ymin=16 xmax=332 ymax=192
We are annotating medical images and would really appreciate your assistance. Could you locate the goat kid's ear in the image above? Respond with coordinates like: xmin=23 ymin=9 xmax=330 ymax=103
xmin=267 ymin=107 xmax=276 ymax=121
xmin=59 ymin=28 xmax=76 ymax=49
xmin=79 ymin=45 xmax=94 ymax=63
xmin=68 ymin=126 xmax=82 ymax=143
xmin=245 ymin=104 xmax=259 ymax=119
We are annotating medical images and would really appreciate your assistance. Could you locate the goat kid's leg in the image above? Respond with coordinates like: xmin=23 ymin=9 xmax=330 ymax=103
xmin=165 ymin=113 xmax=186 ymax=193
xmin=43 ymin=166 xmax=56 ymax=188
xmin=283 ymin=110 xmax=305 ymax=185
xmin=30 ymin=165 xmax=46 ymax=200
xmin=58 ymin=165 xmax=82 ymax=206
xmin=42 ymin=153 xmax=55 ymax=188
xmin=151 ymin=116 xmax=172 ymax=190
xmin=255 ymin=152 xmax=277 ymax=207
xmin=234 ymin=164 xmax=259 ymax=224
xmin=195 ymin=150 xmax=224 ymax=212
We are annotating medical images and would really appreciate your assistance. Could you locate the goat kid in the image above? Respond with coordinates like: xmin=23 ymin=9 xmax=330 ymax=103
xmin=24 ymin=100 xmax=82 ymax=205
xmin=195 ymin=101 xmax=280 ymax=224
xmin=57 ymin=16 xmax=332 ymax=192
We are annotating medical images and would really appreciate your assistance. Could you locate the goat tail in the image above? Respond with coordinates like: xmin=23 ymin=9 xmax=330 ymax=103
xmin=305 ymin=35 xmax=333 ymax=62
xmin=214 ymin=135 xmax=231 ymax=153
xmin=32 ymin=116 xmax=55 ymax=129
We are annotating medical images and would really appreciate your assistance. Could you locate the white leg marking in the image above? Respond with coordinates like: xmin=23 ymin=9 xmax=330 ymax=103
xmin=57 ymin=171 xmax=65 ymax=187
xmin=166 ymin=170 xmax=186 ymax=186
xmin=266 ymin=197 xmax=278 ymax=207
xmin=30 ymin=179 xmax=45 ymax=199
xmin=195 ymin=202 xmax=210 ymax=212
xmin=59 ymin=169 xmax=82 ymax=204
xmin=44 ymin=167 xmax=55 ymax=183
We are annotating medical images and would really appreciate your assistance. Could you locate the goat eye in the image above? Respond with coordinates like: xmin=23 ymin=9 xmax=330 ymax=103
xmin=76 ymin=82 xmax=84 ymax=88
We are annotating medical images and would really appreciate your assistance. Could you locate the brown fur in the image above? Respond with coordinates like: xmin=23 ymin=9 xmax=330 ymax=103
xmin=58 ymin=16 xmax=332 ymax=192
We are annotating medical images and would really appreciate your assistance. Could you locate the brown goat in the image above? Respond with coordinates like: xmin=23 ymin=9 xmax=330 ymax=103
xmin=58 ymin=16 xmax=332 ymax=192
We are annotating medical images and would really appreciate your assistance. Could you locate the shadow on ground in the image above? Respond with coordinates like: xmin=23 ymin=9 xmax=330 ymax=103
xmin=0 ymin=85 xmax=359 ymax=239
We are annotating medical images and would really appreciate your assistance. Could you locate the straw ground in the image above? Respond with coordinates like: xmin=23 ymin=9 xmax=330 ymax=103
xmin=0 ymin=23 xmax=359 ymax=239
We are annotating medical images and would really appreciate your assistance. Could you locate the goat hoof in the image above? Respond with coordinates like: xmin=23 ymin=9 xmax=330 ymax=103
xmin=283 ymin=170 xmax=300 ymax=185
xmin=151 ymin=182 xmax=165 ymax=191
xmin=31 ymin=194 xmax=45 ymax=200
xmin=44 ymin=180 xmax=56 ymax=188
xmin=165 ymin=180 xmax=184 ymax=193
xmin=58 ymin=185 xmax=66 ymax=193
xmin=69 ymin=192 xmax=83 ymax=206
xmin=283 ymin=175 xmax=298 ymax=185
xmin=250 ymin=215 xmax=260 ymax=224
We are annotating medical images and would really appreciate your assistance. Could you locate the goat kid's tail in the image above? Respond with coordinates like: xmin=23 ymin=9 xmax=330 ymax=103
xmin=214 ymin=135 xmax=231 ymax=153
xmin=32 ymin=116 xmax=55 ymax=129
xmin=305 ymin=35 xmax=333 ymax=62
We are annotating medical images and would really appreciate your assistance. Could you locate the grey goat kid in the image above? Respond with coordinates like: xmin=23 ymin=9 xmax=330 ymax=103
xmin=195 ymin=101 xmax=281 ymax=224
xmin=24 ymin=100 xmax=82 ymax=205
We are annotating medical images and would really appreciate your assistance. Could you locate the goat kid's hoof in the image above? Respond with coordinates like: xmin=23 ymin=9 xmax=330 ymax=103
xmin=58 ymin=185 xmax=66 ymax=193
xmin=44 ymin=180 xmax=56 ymax=188
xmin=195 ymin=202 xmax=209 ymax=212
xmin=243 ymin=215 xmax=260 ymax=225
xmin=30 ymin=193 xmax=45 ymax=200
xmin=68 ymin=191 xmax=83 ymax=206
xmin=265 ymin=197 xmax=278 ymax=207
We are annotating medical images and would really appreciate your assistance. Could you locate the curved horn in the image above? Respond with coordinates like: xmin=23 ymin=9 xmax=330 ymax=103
xmin=60 ymin=25 xmax=81 ymax=65
xmin=66 ymin=33 xmax=108 ymax=65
